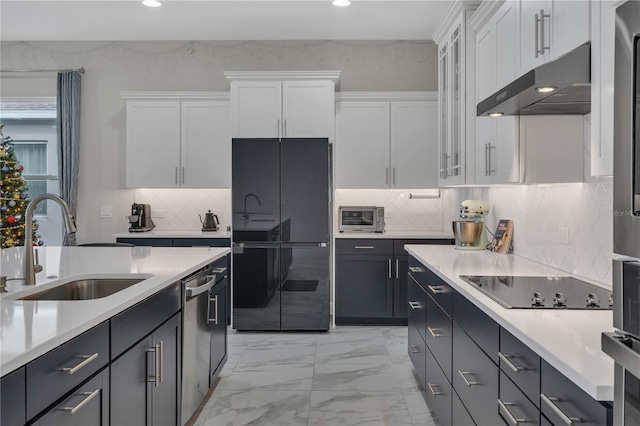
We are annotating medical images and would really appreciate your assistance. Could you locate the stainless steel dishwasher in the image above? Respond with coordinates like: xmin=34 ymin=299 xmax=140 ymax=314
xmin=181 ymin=263 xmax=226 ymax=425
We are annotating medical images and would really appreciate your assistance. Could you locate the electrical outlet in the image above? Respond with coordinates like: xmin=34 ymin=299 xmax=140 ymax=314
xmin=558 ymin=227 xmax=570 ymax=245
xmin=153 ymin=210 xmax=166 ymax=218
xmin=100 ymin=206 xmax=113 ymax=219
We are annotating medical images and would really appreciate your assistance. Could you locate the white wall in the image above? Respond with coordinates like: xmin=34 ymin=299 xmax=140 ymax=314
xmin=1 ymin=40 xmax=439 ymax=244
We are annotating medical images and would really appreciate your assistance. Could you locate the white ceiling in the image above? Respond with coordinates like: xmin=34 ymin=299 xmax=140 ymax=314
xmin=0 ymin=0 xmax=452 ymax=41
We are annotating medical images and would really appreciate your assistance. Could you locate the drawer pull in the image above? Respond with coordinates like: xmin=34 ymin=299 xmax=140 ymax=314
xmin=427 ymin=327 xmax=444 ymax=338
xmin=427 ymin=285 xmax=443 ymax=294
xmin=427 ymin=382 xmax=443 ymax=396
xmin=408 ymin=301 xmax=421 ymax=310
xmin=208 ymin=294 xmax=219 ymax=325
xmin=62 ymin=353 xmax=99 ymax=375
xmin=458 ymin=370 xmax=480 ymax=387
xmin=541 ymin=393 xmax=582 ymax=425
xmin=62 ymin=389 xmax=100 ymax=415
xmin=409 ymin=266 xmax=422 ymax=273
xmin=498 ymin=399 xmax=527 ymax=426
xmin=354 ymin=246 xmax=374 ymax=249
xmin=499 ymin=352 xmax=526 ymax=374
xmin=409 ymin=345 xmax=420 ymax=354
xmin=147 ymin=345 xmax=161 ymax=386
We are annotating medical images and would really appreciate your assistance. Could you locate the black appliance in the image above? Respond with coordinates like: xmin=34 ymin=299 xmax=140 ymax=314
xmin=128 ymin=203 xmax=153 ymax=232
xmin=602 ymin=3 xmax=640 ymax=424
xmin=231 ymin=138 xmax=331 ymax=331
xmin=459 ymin=275 xmax=612 ymax=310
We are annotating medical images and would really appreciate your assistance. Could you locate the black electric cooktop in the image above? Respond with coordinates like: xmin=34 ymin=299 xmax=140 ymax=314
xmin=458 ymin=275 xmax=613 ymax=310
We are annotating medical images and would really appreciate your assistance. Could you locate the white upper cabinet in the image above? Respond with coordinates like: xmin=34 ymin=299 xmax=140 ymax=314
xmin=225 ymin=71 xmax=340 ymax=140
xmin=123 ymin=93 xmax=231 ymax=188
xmin=335 ymin=93 xmax=438 ymax=189
xmin=433 ymin=2 xmax=479 ymax=186
xmin=517 ymin=0 xmax=590 ymax=77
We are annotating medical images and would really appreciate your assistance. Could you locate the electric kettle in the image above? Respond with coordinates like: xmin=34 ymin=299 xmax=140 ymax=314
xmin=199 ymin=210 xmax=219 ymax=232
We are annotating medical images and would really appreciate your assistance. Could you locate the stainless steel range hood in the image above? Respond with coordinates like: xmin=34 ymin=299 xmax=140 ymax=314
xmin=477 ymin=42 xmax=591 ymax=116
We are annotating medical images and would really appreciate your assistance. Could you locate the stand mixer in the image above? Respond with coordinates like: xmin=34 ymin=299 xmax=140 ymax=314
xmin=452 ymin=199 xmax=490 ymax=250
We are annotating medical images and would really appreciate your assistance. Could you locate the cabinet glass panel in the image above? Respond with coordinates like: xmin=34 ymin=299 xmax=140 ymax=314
xmin=451 ymin=25 xmax=462 ymax=177
xmin=439 ymin=44 xmax=449 ymax=179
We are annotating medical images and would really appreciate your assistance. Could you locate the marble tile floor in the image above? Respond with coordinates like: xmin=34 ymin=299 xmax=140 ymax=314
xmin=191 ymin=326 xmax=437 ymax=426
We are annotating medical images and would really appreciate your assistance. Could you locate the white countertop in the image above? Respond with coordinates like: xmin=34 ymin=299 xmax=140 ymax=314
xmin=336 ymin=231 xmax=455 ymax=239
xmin=0 ymin=246 xmax=230 ymax=376
xmin=114 ymin=230 xmax=232 ymax=239
xmin=404 ymin=245 xmax=614 ymax=401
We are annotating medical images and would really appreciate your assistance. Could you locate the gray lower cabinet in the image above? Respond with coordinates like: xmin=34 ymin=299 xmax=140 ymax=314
xmin=210 ymin=275 xmax=228 ymax=385
xmin=424 ymin=345 xmax=452 ymax=426
xmin=452 ymin=390 xmax=476 ymax=426
xmin=425 ymin=293 xmax=452 ymax=382
xmin=1 ymin=367 xmax=25 ymax=426
xmin=499 ymin=371 xmax=540 ymax=425
xmin=33 ymin=368 xmax=110 ymax=426
xmin=408 ymin=323 xmax=427 ymax=390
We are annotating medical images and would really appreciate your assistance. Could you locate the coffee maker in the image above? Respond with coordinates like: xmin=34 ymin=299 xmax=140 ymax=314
xmin=452 ymin=199 xmax=490 ymax=250
xmin=128 ymin=203 xmax=154 ymax=232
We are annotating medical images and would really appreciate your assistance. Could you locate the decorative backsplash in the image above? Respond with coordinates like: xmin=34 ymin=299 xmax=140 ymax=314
xmin=134 ymin=188 xmax=232 ymax=232
xmin=334 ymin=189 xmax=445 ymax=232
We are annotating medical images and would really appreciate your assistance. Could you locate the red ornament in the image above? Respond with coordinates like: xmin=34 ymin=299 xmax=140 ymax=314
xmin=6 ymin=215 xmax=16 ymax=224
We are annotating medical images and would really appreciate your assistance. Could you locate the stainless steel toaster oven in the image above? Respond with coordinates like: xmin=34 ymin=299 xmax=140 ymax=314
xmin=338 ymin=206 xmax=385 ymax=233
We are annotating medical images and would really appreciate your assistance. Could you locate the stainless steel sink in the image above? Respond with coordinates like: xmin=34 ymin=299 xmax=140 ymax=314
xmin=19 ymin=278 xmax=145 ymax=301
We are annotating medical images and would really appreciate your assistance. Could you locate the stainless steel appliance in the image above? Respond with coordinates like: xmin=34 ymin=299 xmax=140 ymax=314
xmin=181 ymin=263 xmax=227 ymax=425
xmin=199 ymin=210 xmax=219 ymax=232
xmin=459 ymin=275 xmax=613 ymax=310
xmin=338 ymin=206 xmax=385 ymax=233
xmin=452 ymin=199 xmax=490 ymax=250
xmin=602 ymin=3 xmax=640 ymax=424
xmin=232 ymin=138 xmax=331 ymax=331
xmin=128 ymin=203 xmax=154 ymax=232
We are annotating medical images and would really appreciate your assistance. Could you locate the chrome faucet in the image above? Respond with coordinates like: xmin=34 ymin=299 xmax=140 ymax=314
xmin=23 ymin=193 xmax=77 ymax=285
xmin=242 ymin=193 xmax=261 ymax=221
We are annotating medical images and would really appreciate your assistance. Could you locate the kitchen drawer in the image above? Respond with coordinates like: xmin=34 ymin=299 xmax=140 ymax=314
xmin=499 ymin=371 xmax=540 ymax=426
xmin=452 ymin=322 xmax=500 ymax=426
xmin=116 ymin=237 xmax=173 ymax=247
xmin=408 ymin=323 xmax=426 ymax=390
xmin=335 ymin=238 xmax=393 ymax=255
xmin=172 ymin=238 xmax=230 ymax=247
xmin=425 ymin=293 xmax=452 ymax=382
xmin=408 ymin=256 xmax=428 ymax=288
xmin=453 ymin=291 xmax=499 ymax=365
xmin=540 ymin=360 xmax=612 ymax=426
xmin=453 ymin=389 xmax=476 ymax=426
xmin=499 ymin=327 xmax=541 ymax=408
xmin=1 ymin=367 xmax=25 ymax=426
xmin=408 ymin=273 xmax=426 ymax=341
xmin=425 ymin=345 xmax=452 ymax=426
xmin=32 ymin=367 xmax=109 ymax=426
xmin=425 ymin=269 xmax=453 ymax=316
xmin=111 ymin=281 xmax=181 ymax=359
xmin=393 ymin=238 xmax=455 ymax=254
xmin=26 ymin=321 xmax=109 ymax=420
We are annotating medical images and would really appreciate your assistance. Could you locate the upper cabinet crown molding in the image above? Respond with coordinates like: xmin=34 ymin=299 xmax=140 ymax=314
xmin=224 ymin=71 xmax=341 ymax=82
xmin=120 ymin=91 xmax=229 ymax=101
xmin=468 ymin=0 xmax=506 ymax=32
xmin=336 ymin=92 xmax=437 ymax=102
xmin=432 ymin=0 xmax=481 ymax=43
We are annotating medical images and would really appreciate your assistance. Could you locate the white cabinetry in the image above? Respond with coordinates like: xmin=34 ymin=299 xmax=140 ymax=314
xmin=225 ymin=71 xmax=340 ymax=139
xmin=433 ymin=3 xmax=479 ymax=186
xmin=517 ymin=0 xmax=590 ymax=77
xmin=335 ymin=93 xmax=438 ymax=189
xmin=123 ymin=92 xmax=231 ymax=188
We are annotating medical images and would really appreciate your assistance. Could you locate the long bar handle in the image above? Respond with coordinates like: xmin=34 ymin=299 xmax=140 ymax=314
xmin=62 ymin=389 xmax=101 ymax=415
xmin=175 ymin=167 xmax=178 ymax=185
xmin=182 ymin=167 xmax=185 ymax=185
xmin=427 ymin=383 xmax=443 ymax=396
xmin=541 ymin=393 xmax=581 ymax=425
xmin=427 ymin=285 xmax=443 ymax=294
xmin=276 ymin=119 xmax=280 ymax=138
xmin=498 ymin=399 xmax=527 ymax=426
xmin=458 ymin=370 xmax=480 ymax=387
xmin=62 ymin=353 xmax=99 ymax=375
xmin=146 ymin=346 xmax=158 ymax=386
xmin=408 ymin=266 xmax=422 ymax=273
xmin=409 ymin=345 xmax=419 ymax=354
xmin=427 ymin=327 xmax=444 ymax=338
xmin=488 ymin=144 xmax=495 ymax=175
xmin=284 ymin=119 xmax=287 ymax=137
xmin=158 ymin=340 xmax=163 ymax=384
xmin=393 ymin=167 xmax=396 ymax=186
xmin=539 ymin=9 xmax=550 ymax=54
xmin=499 ymin=352 xmax=526 ymax=374
xmin=388 ymin=259 xmax=392 ymax=279
xmin=408 ymin=301 xmax=420 ymax=310
xmin=354 ymin=246 xmax=375 ymax=249
xmin=535 ymin=12 xmax=540 ymax=58
xmin=396 ymin=259 xmax=399 ymax=279
xmin=208 ymin=294 xmax=219 ymax=325
xmin=386 ymin=167 xmax=389 ymax=185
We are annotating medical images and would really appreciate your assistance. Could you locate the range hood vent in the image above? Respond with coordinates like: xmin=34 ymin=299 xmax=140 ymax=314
xmin=477 ymin=42 xmax=591 ymax=116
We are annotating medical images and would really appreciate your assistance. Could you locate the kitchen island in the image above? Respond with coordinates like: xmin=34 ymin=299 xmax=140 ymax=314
xmin=0 ymin=245 xmax=229 ymax=425
xmin=406 ymin=244 xmax=614 ymax=425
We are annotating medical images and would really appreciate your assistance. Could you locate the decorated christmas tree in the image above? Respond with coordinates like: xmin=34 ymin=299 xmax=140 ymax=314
xmin=1 ymin=124 xmax=42 ymax=248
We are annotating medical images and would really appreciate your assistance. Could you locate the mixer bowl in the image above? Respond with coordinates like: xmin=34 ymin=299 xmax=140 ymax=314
xmin=452 ymin=221 xmax=483 ymax=247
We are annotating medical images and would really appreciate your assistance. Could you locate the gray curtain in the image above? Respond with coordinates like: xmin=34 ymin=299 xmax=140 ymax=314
xmin=56 ymin=71 xmax=81 ymax=246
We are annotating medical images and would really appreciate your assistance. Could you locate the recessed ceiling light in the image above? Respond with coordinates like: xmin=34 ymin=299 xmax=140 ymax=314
xmin=536 ymin=86 xmax=556 ymax=93
xmin=489 ymin=112 xmax=504 ymax=117
xmin=142 ymin=0 xmax=162 ymax=7
xmin=332 ymin=0 xmax=351 ymax=6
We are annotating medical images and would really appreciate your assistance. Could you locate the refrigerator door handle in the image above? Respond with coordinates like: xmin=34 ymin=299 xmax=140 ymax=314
xmin=280 ymin=242 xmax=328 ymax=249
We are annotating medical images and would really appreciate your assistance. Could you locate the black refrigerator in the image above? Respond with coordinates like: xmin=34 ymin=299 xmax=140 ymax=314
xmin=231 ymin=138 xmax=331 ymax=331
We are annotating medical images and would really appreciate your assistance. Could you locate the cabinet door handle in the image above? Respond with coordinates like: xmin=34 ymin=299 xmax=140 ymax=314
xmin=393 ymin=167 xmax=396 ymax=185
xmin=386 ymin=167 xmax=389 ymax=185
xmin=498 ymin=352 xmax=526 ymax=374
xmin=395 ymin=259 xmax=399 ymax=279
xmin=498 ymin=399 xmax=527 ymax=426
xmin=485 ymin=143 xmax=490 ymax=176
xmin=409 ymin=345 xmax=420 ymax=354
xmin=541 ymin=393 xmax=581 ymax=425
xmin=147 ymin=345 xmax=160 ymax=387
xmin=208 ymin=294 xmax=219 ymax=325
xmin=62 ymin=353 xmax=99 ymax=375
xmin=388 ymin=259 xmax=392 ymax=279
xmin=276 ymin=118 xmax=280 ymax=138
xmin=175 ymin=167 xmax=178 ymax=184
xmin=488 ymin=144 xmax=495 ymax=175
xmin=354 ymin=246 xmax=374 ymax=250
xmin=427 ymin=285 xmax=443 ymax=294
xmin=408 ymin=301 xmax=420 ymax=310
xmin=182 ymin=166 xmax=185 ymax=185
xmin=427 ymin=327 xmax=444 ymax=338
xmin=62 ymin=389 xmax=101 ymax=415
xmin=158 ymin=340 xmax=164 ymax=384
xmin=427 ymin=382 xmax=443 ymax=396
xmin=534 ymin=12 xmax=540 ymax=58
xmin=458 ymin=370 xmax=480 ymax=386
xmin=284 ymin=119 xmax=287 ymax=137
xmin=539 ymin=9 xmax=550 ymax=55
